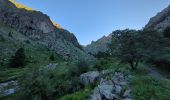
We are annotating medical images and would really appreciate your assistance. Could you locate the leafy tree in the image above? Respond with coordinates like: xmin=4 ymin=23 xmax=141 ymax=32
xmin=112 ymin=29 xmax=140 ymax=69
xmin=9 ymin=47 xmax=27 ymax=68
xmin=111 ymin=29 xmax=162 ymax=70
xmin=18 ymin=67 xmax=54 ymax=100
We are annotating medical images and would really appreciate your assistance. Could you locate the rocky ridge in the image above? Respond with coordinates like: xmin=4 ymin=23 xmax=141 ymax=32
xmin=0 ymin=0 xmax=93 ymax=61
xmin=84 ymin=34 xmax=112 ymax=55
xmin=145 ymin=5 xmax=170 ymax=32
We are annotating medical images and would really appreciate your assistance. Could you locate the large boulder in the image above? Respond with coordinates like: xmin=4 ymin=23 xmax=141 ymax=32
xmin=80 ymin=71 xmax=100 ymax=85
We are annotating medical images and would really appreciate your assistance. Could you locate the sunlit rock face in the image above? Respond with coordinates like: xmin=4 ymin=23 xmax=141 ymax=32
xmin=0 ymin=0 xmax=94 ymax=61
xmin=145 ymin=5 xmax=170 ymax=32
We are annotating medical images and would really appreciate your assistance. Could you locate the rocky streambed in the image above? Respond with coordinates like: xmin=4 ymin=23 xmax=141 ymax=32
xmin=80 ymin=70 xmax=133 ymax=100
xmin=0 ymin=80 xmax=18 ymax=96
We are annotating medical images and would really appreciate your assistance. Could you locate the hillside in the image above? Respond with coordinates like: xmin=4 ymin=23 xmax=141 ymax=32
xmin=84 ymin=34 xmax=112 ymax=55
xmin=0 ymin=0 xmax=93 ymax=61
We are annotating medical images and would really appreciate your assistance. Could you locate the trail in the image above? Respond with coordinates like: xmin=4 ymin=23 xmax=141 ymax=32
xmin=147 ymin=67 xmax=170 ymax=90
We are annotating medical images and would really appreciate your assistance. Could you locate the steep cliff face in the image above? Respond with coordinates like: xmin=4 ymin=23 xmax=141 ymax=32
xmin=0 ymin=0 xmax=92 ymax=61
xmin=145 ymin=5 xmax=170 ymax=32
xmin=84 ymin=34 xmax=112 ymax=55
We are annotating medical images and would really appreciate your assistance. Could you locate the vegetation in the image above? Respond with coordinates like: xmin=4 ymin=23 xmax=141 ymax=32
xmin=69 ymin=59 xmax=90 ymax=76
xmin=1 ymin=1 xmax=170 ymax=99
xmin=111 ymin=29 xmax=162 ymax=70
xmin=49 ymin=54 xmax=55 ymax=61
xmin=18 ymin=67 xmax=54 ymax=100
xmin=9 ymin=48 xmax=27 ymax=68
xmin=131 ymin=65 xmax=170 ymax=100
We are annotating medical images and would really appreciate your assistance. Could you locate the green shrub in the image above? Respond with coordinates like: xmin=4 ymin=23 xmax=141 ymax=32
xmin=49 ymin=54 xmax=55 ymax=61
xmin=18 ymin=67 xmax=54 ymax=100
xmin=59 ymin=90 xmax=91 ymax=100
xmin=132 ymin=75 xmax=170 ymax=100
xmin=93 ymin=61 xmax=103 ymax=71
xmin=69 ymin=60 xmax=90 ymax=76
xmin=9 ymin=48 xmax=27 ymax=68
xmin=53 ymin=77 xmax=84 ymax=98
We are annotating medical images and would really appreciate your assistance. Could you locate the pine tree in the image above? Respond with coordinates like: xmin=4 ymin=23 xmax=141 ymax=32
xmin=10 ymin=48 xmax=26 ymax=68
xmin=49 ymin=54 xmax=55 ymax=61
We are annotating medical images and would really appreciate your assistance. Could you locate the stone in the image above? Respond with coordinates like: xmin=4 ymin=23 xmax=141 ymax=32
xmin=80 ymin=71 xmax=100 ymax=85
xmin=100 ymin=78 xmax=113 ymax=85
xmin=100 ymin=70 xmax=113 ymax=75
xmin=89 ymin=87 xmax=102 ymax=100
xmin=45 ymin=63 xmax=58 ymax=70
xmin=115 ymin=85 xmax=122 ymax=94
xmin=0 ymin=80 xmax=18 ymax=96
xmin=123 ymin=89 xmax=131 ymax=98
xmin=98 ymin=84 xmax=118 ymax=99
xmin=118 ymin=81 xmax=128 ymax=86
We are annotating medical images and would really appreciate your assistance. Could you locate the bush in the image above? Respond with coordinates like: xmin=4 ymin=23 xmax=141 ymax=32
xmin=18 ymin=67 xmax=54 ymax=100
xmin=49 ymin=54 xmax=55 ymax=61
xmin=93 ymin=61 xmax=103 ymax=71
xmin=9 ymin=48 xmax=27 ymax=68
xmin=69 ymin=60 xmax=90 ymax=76
xmin=53 ymin=77 xmax=84 ymax=98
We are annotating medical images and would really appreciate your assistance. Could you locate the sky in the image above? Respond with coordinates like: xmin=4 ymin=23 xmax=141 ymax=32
xmin=16 ymin=0 xmax=170 ymax=45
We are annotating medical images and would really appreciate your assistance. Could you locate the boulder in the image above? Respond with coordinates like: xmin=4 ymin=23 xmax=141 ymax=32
xmin=80 ymin=71 xmax=100 ymax=85
xmin=123 ymin=89 xmax=131 ymax=98
xmin=115 ymin=85 xmax=122 ymax=94
xmin=89 ymin=87 xmax=102 ymax=100
xmin=98 ymin=84 xmax=118 ymax=99
xmin=45 ymin=63 xmax=58 ymax=70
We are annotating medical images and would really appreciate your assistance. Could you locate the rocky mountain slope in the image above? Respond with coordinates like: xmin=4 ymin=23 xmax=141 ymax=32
xmin=145 ymin=5 xmax=170 ymax=32
xmin=84 ymin=34 xmax=112 ymax=55
xmin=0 ymin=0 xmax=93 ymax=61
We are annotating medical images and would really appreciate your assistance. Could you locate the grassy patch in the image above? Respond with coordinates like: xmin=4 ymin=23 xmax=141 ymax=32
xmin=59 ymin=85 xmax=92 ymax=100
xmin=131 ymin=65 xmax=170 ymax=100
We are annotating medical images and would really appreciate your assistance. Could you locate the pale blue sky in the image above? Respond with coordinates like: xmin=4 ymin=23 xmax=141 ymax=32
xmin=16 ymin=0 xmax=170 ymax=45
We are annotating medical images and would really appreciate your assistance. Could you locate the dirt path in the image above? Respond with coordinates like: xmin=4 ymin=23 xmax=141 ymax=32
xmin=147 ymin=67 xmax=170 ymax=90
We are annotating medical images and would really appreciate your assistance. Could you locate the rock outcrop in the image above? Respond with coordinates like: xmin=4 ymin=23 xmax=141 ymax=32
xmin=80 ymin=70 xmax=132 ymax=100
xmin=80 ymin=71 xmax=100 ymax=85
xmin=0 ymin=0 xmax=93 ymax=61
xmin=145 ymin=5 xmax=170 ymax=32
